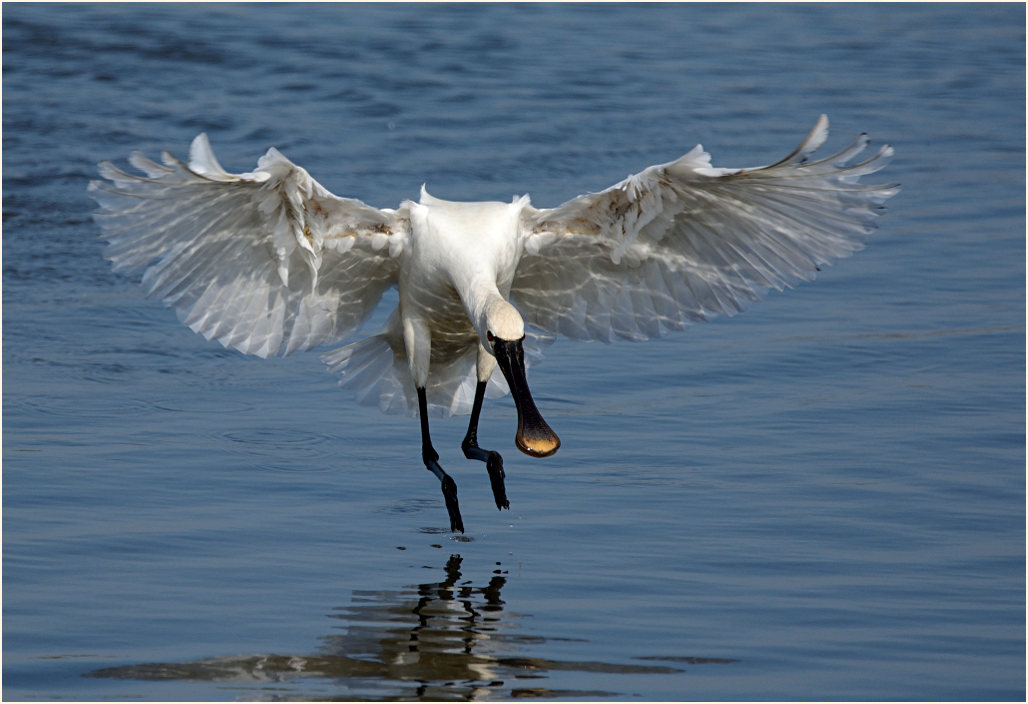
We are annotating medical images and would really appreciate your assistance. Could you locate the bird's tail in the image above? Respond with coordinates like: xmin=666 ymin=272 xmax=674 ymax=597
xmin=321 ymin=334 xmax=414 ymax=415
xmin=321 ymin=331 xmax=554 ymax=419
xmin=321 ymin=333 xmax=497 ymax=418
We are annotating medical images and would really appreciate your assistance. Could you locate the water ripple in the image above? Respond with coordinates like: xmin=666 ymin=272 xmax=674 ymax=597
xmin=86 ymin=554 xmax=724 ymax=699
xmin=219 ymin=426 xmax=338 ymax=472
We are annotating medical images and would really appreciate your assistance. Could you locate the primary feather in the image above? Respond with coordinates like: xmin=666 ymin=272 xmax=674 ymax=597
xmin=90 ymin=115 xmax=897 ymax=415
xmin=515 ymin=115 xmax=897 ymax=341
xmin=90 ymin=135 xmax=408 ymax=358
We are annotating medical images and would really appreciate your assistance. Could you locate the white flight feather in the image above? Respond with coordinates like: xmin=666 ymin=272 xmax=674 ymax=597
xmin=515 ymin=114 xmax=898 ymax=341
xmin=91 ymin=115 xmax=897 ymax=416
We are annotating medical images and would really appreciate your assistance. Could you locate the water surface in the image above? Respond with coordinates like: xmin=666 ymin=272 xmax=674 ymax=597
xmin=3 ymin=3 xmax=1024 ymax=700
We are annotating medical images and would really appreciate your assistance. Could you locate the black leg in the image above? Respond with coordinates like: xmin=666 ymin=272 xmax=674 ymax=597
xmin=419 ymin=387 xmax=464 ymax=533
xmin=461 ymin=380 xmax=510 ymax=510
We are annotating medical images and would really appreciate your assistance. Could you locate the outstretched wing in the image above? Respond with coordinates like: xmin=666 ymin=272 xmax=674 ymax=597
xmin=90 ymin=135 xmax=409 ymax=357
xmin=514 ymin=115 xmax=898 ymax=341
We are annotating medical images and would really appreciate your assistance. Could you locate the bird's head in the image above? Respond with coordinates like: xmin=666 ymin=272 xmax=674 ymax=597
xmin=482 ymin=299 xmax=525 ymax=345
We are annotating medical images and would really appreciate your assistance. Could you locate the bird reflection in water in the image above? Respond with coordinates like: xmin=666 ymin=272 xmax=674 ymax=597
xmin=88 ymin=555 xmax=730 ymax=699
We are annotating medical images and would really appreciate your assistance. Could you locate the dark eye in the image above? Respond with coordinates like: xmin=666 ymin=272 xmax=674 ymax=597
xmin=486 ymin=331 xmax=494 ymax=342
xmin=521 ymin=334 xmax=526 ymax=341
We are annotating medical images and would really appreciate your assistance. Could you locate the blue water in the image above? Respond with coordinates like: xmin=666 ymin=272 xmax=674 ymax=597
xmin=3 ymin=3 xmax=1024 ymax=700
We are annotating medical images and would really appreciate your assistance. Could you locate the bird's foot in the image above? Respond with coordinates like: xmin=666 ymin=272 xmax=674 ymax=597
xmin=485 ymin=452 xmax=509 ymax=510
xmin=463 ymin=438 xmax=509 ymax=511
xmin=440 ymin=474 xmax=464 ymax=533
xmin=424 ymin=450 xmax=464 ymax=533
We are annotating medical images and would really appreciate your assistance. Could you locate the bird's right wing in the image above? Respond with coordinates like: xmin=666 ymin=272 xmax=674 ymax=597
xmin=514 ymin=115 xmax=898 ymax=341
xmin=90 ymin=135 xmax=410 ymax=357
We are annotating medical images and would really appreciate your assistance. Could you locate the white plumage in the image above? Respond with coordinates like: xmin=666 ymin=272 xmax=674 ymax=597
xmin=91 ymin=115 xmax=895 ymax=415
xmin=90 ymin=114 xmax=897 ymax=531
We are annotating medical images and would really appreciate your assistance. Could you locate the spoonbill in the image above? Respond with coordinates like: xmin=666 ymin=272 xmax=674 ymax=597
xmin=90 ymin=115 xmax=897 ymax=532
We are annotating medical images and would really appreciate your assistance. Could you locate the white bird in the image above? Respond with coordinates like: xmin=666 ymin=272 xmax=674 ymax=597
xmin=90 ymin=115 xmax=897 ymax=532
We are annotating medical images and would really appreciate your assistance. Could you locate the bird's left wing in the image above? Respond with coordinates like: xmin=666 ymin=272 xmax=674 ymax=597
xmin=513 ymin=115 xmax=898 ymax=341
xmin=90 ymin=134 xmax=410 ymax=357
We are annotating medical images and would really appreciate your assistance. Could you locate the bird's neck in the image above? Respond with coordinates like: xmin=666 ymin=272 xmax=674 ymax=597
xmin=463 ymin=282 xmax=504 ymax=335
